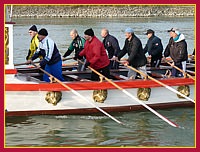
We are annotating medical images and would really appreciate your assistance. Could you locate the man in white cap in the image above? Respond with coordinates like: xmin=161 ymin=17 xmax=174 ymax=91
xmin=117 ymin=27 xmax=147 ymax=79
xmin=164 ymin=28 xmax=188 ymax=77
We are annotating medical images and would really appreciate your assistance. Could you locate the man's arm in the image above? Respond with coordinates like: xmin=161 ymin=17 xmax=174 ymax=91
xmin=63 ymin=41 xmax=75 ymax=57
xmin=117 ymin=40 xmax=127 ymax=60
xmin=150 ymin=38 xmax=163 ymax=56
xmin=31 ymin=46 xmax=41 ymax=61
xmin=110 ymin=37 xmax=121 ymax=57
xmin=175 ymin=42 xmax=188 ymax=63
xmin=128 ymin=41 xmax=139 ymax=63
xmin=164 ymin=38 xmax=173 ymax=57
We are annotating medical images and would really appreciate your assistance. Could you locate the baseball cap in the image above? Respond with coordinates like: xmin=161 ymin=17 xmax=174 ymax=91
xmin=167 ymin=28 xmax=180 ymax=35
xmin=145 ymin=29 xmax=155 ymax=35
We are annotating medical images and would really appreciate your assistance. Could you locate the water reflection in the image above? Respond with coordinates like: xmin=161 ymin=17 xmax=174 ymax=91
xmin=5 ymin=107 xmax=194 ymax=146
xmin=133 ymin=114 xmax=159 ymax=146
xmin=6 ymin=116 xmax=34 ymax=127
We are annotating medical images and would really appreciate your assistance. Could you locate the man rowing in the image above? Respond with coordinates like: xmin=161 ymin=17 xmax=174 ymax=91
xmin=63 ymin=29 xmax=86 ymax=71
xmin=26 ymin=25 xmax=43 ymax=61
xmin=101 ymin=28 xmax=121 ymax=69
xmin=78 ymin=28 xmax=110 ymax=81
xmin=116 ymin=27 xmax=147 ymax=79
xmin=26 ymin=28 xmax=64 ymax=82
xmin=144 ymin=29 xmax=163 ymax=67
xmin=164 ymin=28 xmax=188 ymax=77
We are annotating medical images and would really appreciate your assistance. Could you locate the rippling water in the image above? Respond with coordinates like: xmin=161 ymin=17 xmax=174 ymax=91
xmin=6 ymin=108 xmax=195 ymax=147
xmin=5 ymin=16 xmax=195 ymax=147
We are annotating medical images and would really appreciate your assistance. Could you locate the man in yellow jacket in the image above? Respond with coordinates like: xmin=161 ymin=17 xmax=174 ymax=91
xmin=26 ymin=25 xmax=42 ymax=60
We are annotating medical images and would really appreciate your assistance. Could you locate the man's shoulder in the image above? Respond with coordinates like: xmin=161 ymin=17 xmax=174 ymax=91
xmin=46 ymin=37 xmax=56 ymax=45
xmin=91 ymin=36 xmax=103 ymax=46
xmin=133 ymin=35 xmax=141 ymax=43
xmin=93 ymin=36 xmax=101 ymax=42
xmin=108 ymin=34 xmax=118 ymax=41
xmin=32 ymin=35 xmax=39 ymax=42
xmin=77 ymin=35 xmax=85 ymax=41
xmin=177 ymin=39 xmax=187 ymax=45
xmin=152 ymin=36 xmax=161 ymax=42
xmin=80 ymin=37 xmax=86 ymax=43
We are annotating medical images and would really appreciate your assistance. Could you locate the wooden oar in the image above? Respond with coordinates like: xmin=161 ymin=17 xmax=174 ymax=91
xmin=118 ymin=61 xmax=195 ymax=103
xmin=62 ymin=61 xmax=78 ymax=67
xmin=77 ymin=59 xmax=179 ymax=128
xmin=166 ymin=61 xmax=195 ymax=81
xmin=14 ymin=57 xmax=73 ymax=66
xmin=31 ymin=63 xmax=124 ymax=125
xmin=186 ymin=70 xmax=195 ymax=75
xmin=14 ymin=60 xmax=40 ymax=66
xmin=62 ymin=57 xmax=73 ymax=62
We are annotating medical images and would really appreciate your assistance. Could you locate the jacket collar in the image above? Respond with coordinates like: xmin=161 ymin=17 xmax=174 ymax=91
xmin=74 ymin=35 xmax=80 ymax=41
xmin=41 ymin=36 xmax=48 ymax=44
xmin=88 ymin=36 xmax=96 ymax=43
xmin=149 ymin=34 xmax=155 ymax=40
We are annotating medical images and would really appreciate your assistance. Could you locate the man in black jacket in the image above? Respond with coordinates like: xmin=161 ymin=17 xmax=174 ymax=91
xmin=144 ymin=29 xmax=163 ymax=67
xmin=117 ymin=27 xmax=147 ymax=79
xmin=101 ymin=28 xmax=121 ymax=69
xmin=164 ymin=28 xmax=188 ymax=77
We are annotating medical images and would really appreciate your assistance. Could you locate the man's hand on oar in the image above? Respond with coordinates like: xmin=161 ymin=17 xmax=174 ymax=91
xmin=162 ymin=56 xmax=195 ymax=80
xmin=25 ymin=60 xmax=40 ymax=69
xmin=26 ymin=59 xmax=33 ymax=65
xmin=166 ymin=61 xmax=195 ymax=81
xmin=121 ymin=60 xmax=129 ymax=66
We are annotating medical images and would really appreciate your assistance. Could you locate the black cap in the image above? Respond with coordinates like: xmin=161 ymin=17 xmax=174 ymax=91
xmin=84 ymin=28 xmax=94 ymax=37
xmin=38 ymin=28 xmax=48 ymax=36
xmin=145 ymin=29 xmax=154 ymax=35
xmin=29 ymin=25 xmax=37 ymax=32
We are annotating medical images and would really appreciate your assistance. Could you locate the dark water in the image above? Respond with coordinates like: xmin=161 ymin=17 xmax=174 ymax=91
xmin=5 ymin=17 xmax=195 ymax=147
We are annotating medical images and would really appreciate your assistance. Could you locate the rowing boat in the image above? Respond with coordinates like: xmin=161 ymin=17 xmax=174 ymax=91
xmin=5 ymin=21 xmax=195 ymax=117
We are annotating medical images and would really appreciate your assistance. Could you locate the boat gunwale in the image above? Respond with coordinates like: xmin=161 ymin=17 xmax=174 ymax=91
xmin=6 ymin=77 xmax=194 ymax=91
xmin=5 ymin=101 xmax=194 ymax=117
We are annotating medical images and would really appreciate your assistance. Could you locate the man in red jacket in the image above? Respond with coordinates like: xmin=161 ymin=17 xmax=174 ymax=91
xmin=79 ymin=28 xmax=110 ymax=81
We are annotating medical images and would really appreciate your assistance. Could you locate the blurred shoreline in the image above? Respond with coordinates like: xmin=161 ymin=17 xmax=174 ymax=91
xmin=10 ymin=5 xmax=195 ymax=18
